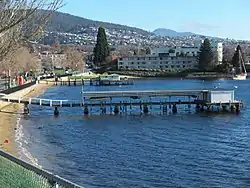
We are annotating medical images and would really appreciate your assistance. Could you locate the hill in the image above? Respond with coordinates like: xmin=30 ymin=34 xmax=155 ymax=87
xmin=42 ymin=10 xmax=151 ymax=36
xmin=153 ymin=28 xmax=196 ymax=37
xmin=36 ymin=10 xmax=241 ymax=47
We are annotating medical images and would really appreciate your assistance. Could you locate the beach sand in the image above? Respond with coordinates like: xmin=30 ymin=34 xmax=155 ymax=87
xmin=0 ymin=83 xmax=52 ymax=156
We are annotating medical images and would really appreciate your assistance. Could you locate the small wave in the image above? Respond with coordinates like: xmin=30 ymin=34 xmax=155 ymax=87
xmin=15 ymin=111 xmax=42 ymax=169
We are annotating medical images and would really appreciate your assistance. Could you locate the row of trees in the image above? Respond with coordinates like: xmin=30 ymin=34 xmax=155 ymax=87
xmin=0 ymin=0 xmax=63 ymax=77
xmin=0 ymin=45 xmax=40 ymax=76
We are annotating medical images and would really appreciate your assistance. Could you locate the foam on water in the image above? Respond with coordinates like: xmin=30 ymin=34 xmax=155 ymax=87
xmin=15 ymin=109 xmax=42 ymax=169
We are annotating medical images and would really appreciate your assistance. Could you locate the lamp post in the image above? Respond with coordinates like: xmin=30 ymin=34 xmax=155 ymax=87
xmin=51 ymin=54 xmax=56 ymax=80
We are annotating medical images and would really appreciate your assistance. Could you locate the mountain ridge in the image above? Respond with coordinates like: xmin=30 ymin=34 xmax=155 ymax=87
xmin=152 ymin=28 xmax=196 ymax=37
xmin=42 ymin=10 xmax=151 ymax=35
xmin=43 ymin=10 xmax=204 ymax=37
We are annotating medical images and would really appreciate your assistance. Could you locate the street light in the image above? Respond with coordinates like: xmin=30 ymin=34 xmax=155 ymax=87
xmin=51 ymin=54 xmax=56 ymax=80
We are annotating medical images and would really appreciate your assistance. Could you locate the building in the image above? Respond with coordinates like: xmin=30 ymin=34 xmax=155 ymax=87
xmin=152 ymin=40 xmax=223 ymax=63
xmin=151 ymin=46 xmax=199 ymax=57
xmin=195 ymin=40 xmax=223 ymax=63
xmin=117 ymin=40 xmax=223 ymax=71
xmin=118 ymin=55 xmax=198 ymax=71
xmin=39 ymin=51 xmax=67 ymax=70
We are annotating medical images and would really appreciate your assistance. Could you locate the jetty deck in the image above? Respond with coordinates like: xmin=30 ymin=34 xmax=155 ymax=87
xmin=82 ymin=89 xmax=207 ymax=99
xmin=0 ymin=88 xmax=243 ymax=115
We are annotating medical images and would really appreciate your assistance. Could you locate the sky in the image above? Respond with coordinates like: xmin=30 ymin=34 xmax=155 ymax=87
xmin=59 ymin=0 xmax=250 ymax=40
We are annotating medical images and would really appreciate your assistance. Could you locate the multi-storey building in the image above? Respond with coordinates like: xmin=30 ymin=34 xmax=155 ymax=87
xmin=117 ymin=41 xmax=223 ymax=71
xmin=118 ymin=55 xmax=198 ymax=71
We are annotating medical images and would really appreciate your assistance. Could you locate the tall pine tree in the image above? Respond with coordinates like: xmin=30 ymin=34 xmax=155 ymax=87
xmin=198 ymin=38 xmax=214 ymax=71
xmin=93 ymin=26 xmax=110 ymax=67
xmin=231 ymin=45 xmax=242 ymax=67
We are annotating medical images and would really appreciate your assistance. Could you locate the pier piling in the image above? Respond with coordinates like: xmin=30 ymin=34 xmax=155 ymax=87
xmin=54 ymin=107 xmax=59 ymax=116
xmin=84 ymin=105 xmax=89 ymax=115
xmin=114 ymin=105 xmax=119 ymax=114
xmin=143 ymin=104 xmax=149 ymax=114
xmin=23 ymin=104 xmax=29 ymax=115
xmin=172 ymin=104 xmax=177 ymax=114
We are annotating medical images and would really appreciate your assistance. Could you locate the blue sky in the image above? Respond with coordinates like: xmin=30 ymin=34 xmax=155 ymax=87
xmin=60 ymin=0 xmax=250 ymax=40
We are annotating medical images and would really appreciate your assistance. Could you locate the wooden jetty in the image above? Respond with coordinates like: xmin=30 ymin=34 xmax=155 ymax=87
xmin=90 ymin=74 xmax=133 ymax=86
xmin=38 ymin=74 xmax=133 ymax=86
xmin=0 ymin=89 xmax=243 ymax=116
xmin=38 ymin=78 xmax=133 ymax=86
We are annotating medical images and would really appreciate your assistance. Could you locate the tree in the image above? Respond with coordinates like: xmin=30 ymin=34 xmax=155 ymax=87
xmin=0 ymin=45 xmax=40 ymax=77
xmin=198 ymin=38 xmax=214 ymax=71
xmin=0 ymin=0 xmax=63 ymax=61
xmin=133 ymin=50 xmax=137 ymax=56
xmin=51 ymin=38 xmax=61 ymax=53
xmin=180 ymin=51 xmax=185 ymax=57
xmin=214 ymin=58 xmax=231 ymax=73
xmin=231 ymin=45 xmax=242 ymax=67
xmin=146 ymin=47 xmax=151 ymax=55
xmin=63 ymin=47 xmax=85 ymax=71
xmin=93 ymin=26 xmax=109 ymax=67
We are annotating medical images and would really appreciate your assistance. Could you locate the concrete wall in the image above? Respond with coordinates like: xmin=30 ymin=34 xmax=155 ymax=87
xmin=0 ymin=82 xmax=37 ymax=109
xmin=2 ymin=83 xmax=36 ymax=100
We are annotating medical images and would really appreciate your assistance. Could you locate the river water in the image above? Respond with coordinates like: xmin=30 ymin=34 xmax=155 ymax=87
xmin=18 ymin=79 xmax=250 ymax=188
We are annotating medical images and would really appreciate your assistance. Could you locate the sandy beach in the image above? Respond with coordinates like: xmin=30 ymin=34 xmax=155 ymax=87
xmin=0 ymin=83 xmax=52 ymax=156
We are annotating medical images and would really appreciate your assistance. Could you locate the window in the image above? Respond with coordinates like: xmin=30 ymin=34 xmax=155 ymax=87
xmin=119 ymin=62 xmax=123 ymax=65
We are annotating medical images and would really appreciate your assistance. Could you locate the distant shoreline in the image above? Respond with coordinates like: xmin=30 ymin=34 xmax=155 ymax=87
xmin=108 ymin=71 xmax=233 ymax=80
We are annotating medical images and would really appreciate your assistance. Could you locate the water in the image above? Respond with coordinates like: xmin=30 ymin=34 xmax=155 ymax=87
xmin=18 ymin=79 xmax=250 ymax=188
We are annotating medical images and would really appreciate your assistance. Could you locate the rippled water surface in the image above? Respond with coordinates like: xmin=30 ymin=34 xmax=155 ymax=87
xmin=20 ymin=79 xmax=250 ymax=188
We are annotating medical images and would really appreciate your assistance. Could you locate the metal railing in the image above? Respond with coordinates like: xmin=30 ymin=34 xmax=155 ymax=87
xmin=0 ymin=150 xmax=84 ymax=188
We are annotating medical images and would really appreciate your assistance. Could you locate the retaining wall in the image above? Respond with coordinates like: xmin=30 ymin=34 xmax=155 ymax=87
xmin=0 ymin=81 xmax=37 ymax=109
